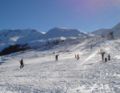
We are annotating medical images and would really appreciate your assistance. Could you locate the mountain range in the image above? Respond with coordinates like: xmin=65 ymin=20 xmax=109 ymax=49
xmin=0 ymin=27 xmax=87 ymax=51
xmin=0 ymin=22 xmax=120 ymax=53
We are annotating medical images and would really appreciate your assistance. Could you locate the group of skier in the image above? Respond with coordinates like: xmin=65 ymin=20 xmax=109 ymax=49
xmin=99 ymin=49 xmax=111 ymax=62
xmin=54 ymin=53 xmax=80 ymax=61
xmin=19 ymin=54 xmax=59 ymax=69
xmin=54 ymin=49 xmax=111 ymax=62
xmin=75 ymin=54 xmax=80 ymax=60
xmin=19 ymin=49 xmax=111 ymax=69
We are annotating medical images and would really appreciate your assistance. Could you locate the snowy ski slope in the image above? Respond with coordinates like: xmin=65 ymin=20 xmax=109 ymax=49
xmin=0 ymin=38 xmax=120 ymax=93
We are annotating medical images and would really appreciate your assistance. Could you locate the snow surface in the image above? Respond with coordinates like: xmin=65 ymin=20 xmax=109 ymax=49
xmin=0 ymin=37 xmax=120 ymax=93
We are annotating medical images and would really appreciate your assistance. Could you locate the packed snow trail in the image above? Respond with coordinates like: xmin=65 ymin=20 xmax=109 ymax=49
xmin=81 ymin=49 xmax=99 ymax=65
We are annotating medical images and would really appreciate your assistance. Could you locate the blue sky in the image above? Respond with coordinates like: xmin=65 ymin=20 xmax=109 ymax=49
xmin=0 ymin=0 xmax=120 ymax=32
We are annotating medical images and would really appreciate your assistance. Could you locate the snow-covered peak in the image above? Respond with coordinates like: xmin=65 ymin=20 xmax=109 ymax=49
xmin=113 ymin=22 xmax=120 ymax=30
xmin=41 ymin=31 xmax=46 ymax=34
xmin=45 ymin=27 xmax=87 ymax=39
xmin=92 ymin=22 xmax=120 ymax=39
xmin=92 ymin=28 xmax=112 ymax=35
xmin=0 ymin=29 xmax=43 ymax=48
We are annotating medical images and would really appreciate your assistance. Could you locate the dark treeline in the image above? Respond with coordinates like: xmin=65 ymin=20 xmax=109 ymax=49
xmin=0 ymin=44 xmax=30 ymax=56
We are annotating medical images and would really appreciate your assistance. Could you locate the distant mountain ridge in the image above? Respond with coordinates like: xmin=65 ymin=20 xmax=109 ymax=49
xmin=1 ymin=22 xmax=120 ymax=53
xmin=0 ymin=27 xmax=87 ymax=51
xmin=0 ymin=27 xmax=86 ymax=42
xmin=92 ymin=23 xmax=120 ymax=38
xmin=45 ymin=27 xmax=87 ymax=39
xmin=0 ymin=29 xmax=43 ymax=44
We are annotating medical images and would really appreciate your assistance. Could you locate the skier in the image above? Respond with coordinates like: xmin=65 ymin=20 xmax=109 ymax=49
xmin=20 ymin=59 xmax=24 ymax=69
xmin=101 ymin=52 xmax=105 ymax=61
xmin=108 ymin=54 xmax=111 ymax=61
xmin=99 ymin=49 xmax=105 ymax=61
xmin=105 ymin=57 xmax=108 ymax=62
xmin=77 ymin=54 xmax=80 ymax=60
xmin=55 ymin=54 xmax=59 ymax=61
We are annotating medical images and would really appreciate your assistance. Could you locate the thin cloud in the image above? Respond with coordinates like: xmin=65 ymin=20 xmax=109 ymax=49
xmin=61 ymin=0 xmax=120 ymax=9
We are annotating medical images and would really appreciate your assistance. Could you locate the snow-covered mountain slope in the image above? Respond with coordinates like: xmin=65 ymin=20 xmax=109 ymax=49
xmin=45 ymin=27 xmax=87 ymax=39
xmin=0 ymin=29 xmax=43 ymax=50
xmin=0 ymin=28 xmax=88 ymax=52
xmin=0 ymin=29 xmax=43 ymax=43
xmin=0 ymin=28 xmax=87 ymax=45
xmin=1 ymin=36 xmax=120 ymax=93
xmin=92 ymin=22 xmax=120 ymax=39
xmin=92 ymin=28 xmax=111 ymax=36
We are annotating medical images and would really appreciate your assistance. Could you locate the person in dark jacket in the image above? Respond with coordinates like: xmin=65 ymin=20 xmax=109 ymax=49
xmin=99 ymin=49 xmax=106 ymax=62
xmin=20 ymin=59 xmax=24 ymax=69
xmin=99 ymin=49 xmax=105 ymax=61
xmin=108 ymin=54 xmax=111 ymax=61
xmin=105 ymin=57 xmax=108 ymax=62
xmin=55 ymin=55 xmax=59 ymax=61
xmin=101 ymin=52 xmax=105 ymax=61
xmin=77 ymin=54 xmax=80 ymax=60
